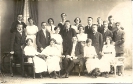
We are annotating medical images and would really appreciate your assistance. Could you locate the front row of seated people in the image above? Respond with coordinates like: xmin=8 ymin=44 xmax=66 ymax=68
xmin=10 ymin=23 xmax=116 ymax=79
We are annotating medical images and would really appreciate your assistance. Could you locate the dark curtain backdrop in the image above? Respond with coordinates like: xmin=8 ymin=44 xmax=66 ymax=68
xmin=29 ymin=0 xmax=38 ymax=26
xmin=14 ymin=0 xmax=25 ymax=20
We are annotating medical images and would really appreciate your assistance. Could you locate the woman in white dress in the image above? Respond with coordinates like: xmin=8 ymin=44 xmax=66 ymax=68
xmin=23 ymin=38 xmax=47 ymax=77
xmin=46 ymin=18 xmax=56 ymax=34
xmin=99 ymin=36 xmax=115 ymax=78
xmin=77 ymin=25 xmax=87 ymax=42
xmin=25 ymin=17 xmax=38 ymax=50
xmin=40 ymin=38 xmax=61 ymax=79
xmin=84 ymin=39 xmax=100 ymax=74
xmin=71 ymin=17 xmax=82 ymax=33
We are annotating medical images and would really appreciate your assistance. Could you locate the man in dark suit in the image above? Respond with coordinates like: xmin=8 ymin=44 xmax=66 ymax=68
xmin=113 ymin=22 xmax=125 ymax=76
xmin=89 ymin=24 xmax=103 ymax=58
xmin=10 ymin=24 xmax=26 ymax=74
xmin=97 ymin=17 xmax=104 ymax=34
xmin=62 ymin=37 xmax=84 ymax=78
xmin=36 ymin=22 xmax=51 ymax=52
xmin=58 ymin=13 xmax=67 ymax=34
xmin=10 ymin=14 xmax=26 ymax=33
xmin=108 ymin=15 xmax=117 ymax=33
xmin=85 ymin=17 xmax=93 ymax=38
xmin=101 ymin=21 xmax=113 ymax=43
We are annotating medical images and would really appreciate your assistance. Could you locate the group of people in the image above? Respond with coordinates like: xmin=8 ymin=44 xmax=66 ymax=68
xmin=10 ymin=13 xmax=125 ymax=79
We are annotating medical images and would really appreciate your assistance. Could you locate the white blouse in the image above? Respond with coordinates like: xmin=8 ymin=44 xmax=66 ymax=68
xmin=77 ymin=33 xmax=87 ymax=42
xmin=84 ymin=46 xmax=97 ymax=57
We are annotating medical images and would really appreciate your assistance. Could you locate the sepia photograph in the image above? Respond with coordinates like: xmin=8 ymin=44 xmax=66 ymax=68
xmin=0 ymin=0 xmax=133 ymax=83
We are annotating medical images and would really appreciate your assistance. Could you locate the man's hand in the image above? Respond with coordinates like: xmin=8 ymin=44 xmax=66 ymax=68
xmin=10 ymin=51 xmax=14 ymax=54
xmin=40 ymin=48 xmax=44 ymax=51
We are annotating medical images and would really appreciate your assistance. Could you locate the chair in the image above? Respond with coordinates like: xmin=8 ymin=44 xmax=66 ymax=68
xmin=73 ymin=63 xmax=81 ymax=77
xmin=110 ymin=57 xmax=125 ymax=76
xmin=22 ymin=54 xmax=35 ymax=79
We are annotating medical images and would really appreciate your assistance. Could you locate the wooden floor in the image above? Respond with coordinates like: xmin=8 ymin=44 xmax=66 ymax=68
xmin=0 ymin=69 xmax=132 ymax=84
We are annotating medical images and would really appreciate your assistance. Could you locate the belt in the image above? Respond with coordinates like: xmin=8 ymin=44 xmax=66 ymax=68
xmin=104 ymin=52 xmax=112 ymax=54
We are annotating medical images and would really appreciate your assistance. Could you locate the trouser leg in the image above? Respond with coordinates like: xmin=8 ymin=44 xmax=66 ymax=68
xmin=116 ymin=53 xmax=124 ymax=73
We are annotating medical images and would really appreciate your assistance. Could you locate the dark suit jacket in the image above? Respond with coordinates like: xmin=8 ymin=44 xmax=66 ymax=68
xmin=10 ymin=31 xmax=26 ymax=54
xmin=85 ymin=25 xmax=93 ymax=38
xmin=101 ymin=29 xmax=113 ymax=42
xmin=10 ymin=20 xmax=27 ymax=33
xmin=113 ymin=29 xmax=125 ymax=53
xmin=58 ymin=23 xmax=65 ymax=35
xmin=61 ymin=28 xmax=76 ymax=55
xmin=89 ymin=32 xmax=103 ymax=54
xmin=97 ymin=25 xmax=104 ymax=34
xmin=36 ymin=29 xmax=51 ymax=52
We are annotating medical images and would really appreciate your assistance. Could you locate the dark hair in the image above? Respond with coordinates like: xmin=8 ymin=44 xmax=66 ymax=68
xmin=105 ymin=36 xmax=112 ymax=44
xmin=47 ymin=18 xmax=54 ymax=24
xmin=86 ymin=38 xmax=92 ymax=43
xmin=74 ymin=17 xmax=81 ymax=23
xmin=26 ymin=38 xmax=33 ymax=44
xmin=115 ymin=22 xmax=120 ymax=25
xmin=28 ymin=17 xmax=34 ymax=24
xmin=17 ymin=14 xmax=23 ymax=17
xmin=41 ymin=22 xmax=46 ymax=26
xmin=92 ymin=24 xmax=98 ymax=27
xmin=88 ymin=17 xmax=93 ymax=20
xmin=65 ymin=20 xmax=70 ymax=23
xmin=61 ymin=13 xmax=67 ymax=17
xmin=50 ymin=38 xmax=57 ymax=44
xmin=54 ymin=26 xmax=60 ymax=30
xmin=103 ymin=20 xmax=108 ymax=24
xmin=78 ymin=25 xmax=84 ymax=30
xmin=108 ymin=15 xmax=113 ymax=20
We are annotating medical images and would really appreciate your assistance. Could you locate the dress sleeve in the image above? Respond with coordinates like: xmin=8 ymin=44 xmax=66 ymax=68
xmin=92 ymin=46 xmax=97 ymax=56
xmin=40 ymin=46 xmax=49 ymax=56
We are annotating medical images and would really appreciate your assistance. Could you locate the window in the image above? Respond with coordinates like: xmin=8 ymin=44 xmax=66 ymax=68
xmin=23 ymin=0 xmax=29 ymax=25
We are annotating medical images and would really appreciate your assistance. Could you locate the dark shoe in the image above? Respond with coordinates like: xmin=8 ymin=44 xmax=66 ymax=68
xmin=105 ymin=73 xmax=109 ymax=78
xmin=61 ymin=73 xmax=66 ymax=78
xmin=49 ymin=74 xmax=52 ymax=78
xmin=66 ymin=73 xmax=69 ymax=78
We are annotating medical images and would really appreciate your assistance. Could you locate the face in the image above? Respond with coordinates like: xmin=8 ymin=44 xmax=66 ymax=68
xmin=41 ymin=23 xmax=47 ymax=29
xmin=17 ymin=25 xmax=23 ymax=32
xmin=79 ymin=27 xmax=84 ymax=33
xmin=87 ymin=42 xmax=91 ymax=47
xmin=108 ymin=18 xmax=114 ymax=23
xmin=92 ymin=25 xmax=97 ymax=33
xmin=17 ymin=15 xmax=23 ymax=21
xmin=87 ymin=18 xmax=93 ymax=25
xmin=103 ymin=22 xmax=108 ymax=29
xmin=61 ymin=14 xmax=66 ymax=20
xmin=116 ymin=23 xmax=120 ymax=28
xmin=55 ymin=27 xmax=60 ymax=34
xmin=27 ymin=40 xmax=33 ymax=46
xmin=65 ymin=22 xmax=70 ymax=29
xmin=50 ymin=40 xmax=55 ymax=46
xmin=49 ymin=19 xmax=54 ymax=25
xmin=106 ymin=37 xmax=111 ymax=44
xmin=29 ymin=19 xmax=34 ymax=24
xmin=75 ymin=18 xmax=80 ymax=24
xmin=72 ymin=37 xmax=77 ymax=43
xmin=97 ymin=18 xmax=102 ymax=24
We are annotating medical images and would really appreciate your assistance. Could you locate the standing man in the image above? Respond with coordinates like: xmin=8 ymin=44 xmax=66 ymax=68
xmin=113 ymin=22 xmax=125 ymax=76
xmin=10 ymin=14 xmax=26 ymax=33
xmin=85 ymin=17 xmax=93 ymax=38
xmin=108 ymin=15 xmax=117 ymax=33
xmin=97 ymin=17 xmax=104 ymax=34
xmin=89 ymin=24 xmax=103 ymax=58
xmin=102 ymin=21 xmax=113 ymax=43
xmin=10 ymin=24 xmax=26 ymax=75
xmin=58 ymin=13 xmax=67 ymax=34
xmin=36 ymin=22 xmax=51 ymax=52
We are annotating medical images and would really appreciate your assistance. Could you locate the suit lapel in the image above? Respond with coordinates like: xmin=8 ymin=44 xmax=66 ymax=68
xmin=41 ymin=29 xmax=46 ymax=39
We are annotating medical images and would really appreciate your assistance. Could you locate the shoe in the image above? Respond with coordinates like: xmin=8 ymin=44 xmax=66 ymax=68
xmin=61 ymin=73 xmax=66 ymax=78
xmin=49 ymin=74 xmax=52 ymax=78
xmin=105 ymin=73 xmax=109 ymax=78
xmin=118 ymin=73 xmax=122 ymax=76
xmin=66 ymin=73 xmax=69 ymax=78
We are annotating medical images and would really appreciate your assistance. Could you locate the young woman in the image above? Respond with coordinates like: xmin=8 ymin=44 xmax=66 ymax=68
xmin=25 ymin=17 xmax=38 ymax=50
xmin=40 ymin=38 xmax=61 ymax=79
xmin=47 ymin=18 xmax=56 ymax=34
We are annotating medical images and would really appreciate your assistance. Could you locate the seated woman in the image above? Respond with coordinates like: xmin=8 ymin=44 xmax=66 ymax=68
xmin=23 ymin=38 xmax=47 ymax=77
xmin=40 ymin=38 xmax=61 ymax=79
xmin=99 ymin=36 xmax=115 ymax=78
xmin=84 ymin=39 xmax=100 ymax=74
xmin=77 ymin=25 xmax=87 ymax=42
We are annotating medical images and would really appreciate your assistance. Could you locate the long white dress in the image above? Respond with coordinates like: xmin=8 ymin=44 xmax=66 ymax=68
xmin=77 ymin=33 xmax=87 ymax=42
xmin=25 ymin=25 xmax=38 ymax=50
xmin=24 ymin=46 xmax=47 ymax=73
xmin=41 ymin=46 xmax=61 ymax=73
xmin=99 ymin=45 xmax=115 ymax=72
xmin=84 ymin=46 xmax=100 ymax=73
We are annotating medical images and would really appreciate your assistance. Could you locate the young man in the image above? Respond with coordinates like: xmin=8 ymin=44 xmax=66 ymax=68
xmin=113 ymin=22 xmax=125 ymax=76
xmin=36 ymin=22 xmax=51 ymax=52
xmin=85 ymin=17 xmax=93 ymax=38
xmin=108 ymin=15 xmax=117 ymax=33
xmin=97 ymin=17 xmax=104 ymax=34
xmin=10 ymin=24 xmax=26 ymax=75
xmin=10 ymin=14 xmax=26 ymax=33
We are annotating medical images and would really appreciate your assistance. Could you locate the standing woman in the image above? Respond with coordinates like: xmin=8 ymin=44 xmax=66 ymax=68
xmin=71 ymin=17 xmax=82 ymax=33
xmin=25 ymin=17 xmax=38 ymax=50
xmin=47 ymin=18 xmax=56 ymax=34
xmin=77 ymin=25 xmax=87 ymax=42
xmin=99 ymin=36 xmax=115 ymax=78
